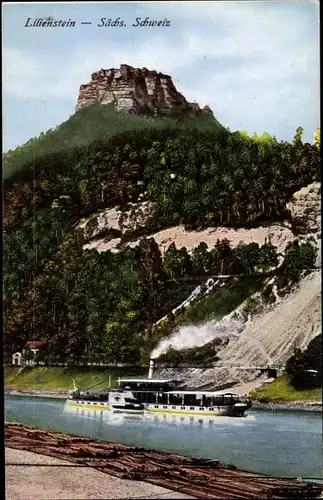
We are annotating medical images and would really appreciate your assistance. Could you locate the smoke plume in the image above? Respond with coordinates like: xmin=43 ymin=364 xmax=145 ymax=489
xmin=150 ymin=315 xmax=244 ymax=359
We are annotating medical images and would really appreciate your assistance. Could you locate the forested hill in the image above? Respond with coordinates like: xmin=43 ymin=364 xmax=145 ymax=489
xmin=3 ymin=102 xmax=321 ymax=366
xmin=3 ymin=104 xmax=221 ymax=181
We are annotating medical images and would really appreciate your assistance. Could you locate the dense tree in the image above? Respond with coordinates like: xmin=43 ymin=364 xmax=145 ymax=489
xmin=281 ymin=240 xmax=317 ymax=278
xmin=191 ymin=242 xmax=213 ymax=275
xmin=314 ymin=128 xmax=320 ymax=149
xmin=234 ymin=242 xmax=262 ymax=274
xmin=259 ymin=240 xmax=279 ymax=272
xmin=163 ymin=243 xmax=193 ymax=279
xmin=23 ymin=347 xmax=35 ymax=364
xmin=286 ymin=334 xmax=322 ymax=389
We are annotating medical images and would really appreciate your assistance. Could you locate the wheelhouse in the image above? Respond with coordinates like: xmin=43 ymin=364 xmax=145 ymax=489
xmin=117 ymin=378 xmax=179 ymax=404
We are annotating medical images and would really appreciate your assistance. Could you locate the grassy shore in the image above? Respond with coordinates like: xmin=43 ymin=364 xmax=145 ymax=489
xmin=249 ymin=374 xmax=322 ymax=403
xmin=4 ymin=366 xmax=146 ymax=393
xmin=5 ymin=368 xmax=322 ymax=406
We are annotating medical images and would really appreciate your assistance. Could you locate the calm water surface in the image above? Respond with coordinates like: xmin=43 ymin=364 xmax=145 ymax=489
xmin=5 ymin=396 xmax=322 ymax=480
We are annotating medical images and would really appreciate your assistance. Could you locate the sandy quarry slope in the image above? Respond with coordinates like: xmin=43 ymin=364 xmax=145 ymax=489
xmin=222 ymin=272 xmax=321 ymax=365
xmin=158 ymin=270 xmax=321 ymax=389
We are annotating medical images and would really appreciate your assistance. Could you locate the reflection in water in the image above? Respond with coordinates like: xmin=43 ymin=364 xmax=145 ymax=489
xmin=63 ymin=403 xmax=255 ymax=428
xmin=64 ymin=404 xmax=145 ymax=427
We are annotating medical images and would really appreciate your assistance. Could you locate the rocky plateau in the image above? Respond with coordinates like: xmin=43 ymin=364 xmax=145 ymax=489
xmin=76 ymin=64 xmax=214 ymax=118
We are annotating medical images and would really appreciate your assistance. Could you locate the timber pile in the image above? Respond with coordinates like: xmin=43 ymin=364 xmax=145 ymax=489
xmin=5 ymin=423 xmax=323 ymax=499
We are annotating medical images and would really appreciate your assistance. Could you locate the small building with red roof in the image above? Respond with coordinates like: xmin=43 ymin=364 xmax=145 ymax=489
xmin=24 ymin=341 xmax=48 ymax=350
xmin=12 ymin=340 xmax=48 ymax=367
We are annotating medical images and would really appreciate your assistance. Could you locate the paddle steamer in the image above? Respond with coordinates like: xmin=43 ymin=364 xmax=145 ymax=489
xmin=66 ymin=360 xmax=252 ymax=417
xmin=117 ymin=360 xmax=252 ymax=417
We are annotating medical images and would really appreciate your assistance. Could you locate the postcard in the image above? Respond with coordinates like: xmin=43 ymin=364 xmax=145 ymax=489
xmin=3 ymin=2 xmax=321 ymax=499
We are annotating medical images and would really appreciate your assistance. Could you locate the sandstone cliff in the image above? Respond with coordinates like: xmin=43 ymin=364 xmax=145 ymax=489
xmin=287 ymin=182 xmax=321 ymax=235
xmin=79 ymin=182 xmax=321 ymax=258
xmin=76 ymin=64 xmax=214 ymax=118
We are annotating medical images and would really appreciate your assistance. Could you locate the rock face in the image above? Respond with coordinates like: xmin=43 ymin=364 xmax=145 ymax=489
xmin=287 ymin=182 xmax=321 ymax=235
xmin=76 ymin=64 xmax=214 ymax=118
xmin=80 ymin=182 xmax=321 ymax=256
xmin=79 ymin=201 xmax=153 ymax=240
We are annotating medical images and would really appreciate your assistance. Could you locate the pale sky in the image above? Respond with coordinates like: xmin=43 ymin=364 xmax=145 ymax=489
xmin=2 ymin=1 xmax=320 ymax=151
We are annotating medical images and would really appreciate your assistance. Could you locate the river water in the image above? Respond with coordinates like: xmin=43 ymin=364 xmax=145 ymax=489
xmin=5 ymin=396 xmax=322 ymax=481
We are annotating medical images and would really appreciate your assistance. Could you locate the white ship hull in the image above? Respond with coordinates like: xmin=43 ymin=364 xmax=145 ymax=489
xmin=65 ymin=399 xmax=249 ymax=418
xmin=65 ymin=399 xmax=144 ymax=414
xmin=144 ymin=402 xmax=249 ymax=417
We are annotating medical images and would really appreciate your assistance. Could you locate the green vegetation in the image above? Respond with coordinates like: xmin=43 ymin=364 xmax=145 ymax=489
xmin=251 ymin=335 xmax=322 ymax=402
xmin=148 ymin=275 xmax=267 ymax=365
xmin=3 ymin=102 xmax=320 ymax=367
xmin=249 ymin=374 xmax=322 ymax=402
xmin=4 ymin=104 xmax=220 ymax=180
xmin=185 ymin=275 xmax=266 ymax=323
xmin=4 ymin=366 xmax=146 ymax=392
xmin=314 ymin=128 xmax=320 ymax=149
xmin=4 ymin=232 xmax=317 ymax=365
xmin=285 ymin=334 xmax=322 ymax=389
xmin=4 ymin=106 xmax=319 ymax=235
xmin=158 ymin=343 xmax=223 ymax=368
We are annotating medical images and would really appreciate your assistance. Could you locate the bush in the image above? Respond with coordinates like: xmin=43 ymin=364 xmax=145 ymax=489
xmin=285 ymin=334 xmax=322 ymax=389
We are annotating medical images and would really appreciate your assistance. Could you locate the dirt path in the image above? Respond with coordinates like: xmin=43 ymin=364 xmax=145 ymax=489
xmin=231 ymin=377 xmax=275 ymax=396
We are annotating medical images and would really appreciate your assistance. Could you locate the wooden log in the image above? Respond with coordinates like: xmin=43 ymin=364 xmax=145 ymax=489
xmin=5 ymin=423 xmax=323 ymax=500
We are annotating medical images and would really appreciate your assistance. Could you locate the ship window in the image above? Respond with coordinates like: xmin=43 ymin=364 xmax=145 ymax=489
xmin=209 ymin=408 xmax=214 ymax=411
xmin=181 ymin=406 xmax=185 ymax=410
xmin=199 ymin=407 xmax=205 ymax=411
xmin=93 ymin=403 xmax=97 ymax=405
xmin=154 ymin=405 xmax=158 ymax=408
xmin=190 ymin=407 xmax=195 ymax=410
xmin=172 ymin=406 xmax=176 ymax=409
xmin=163 ymin=406 xmax=167 ymax=409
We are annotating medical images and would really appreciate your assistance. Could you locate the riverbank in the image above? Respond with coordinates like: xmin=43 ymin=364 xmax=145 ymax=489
xmin=5 ymin=390 xmax=68 ymax=399
xmin=5 ymin=367 xmax=322 ymax=412
xmin=249 ymin=374 xmax=322 ymax=407
xmin=6 ymin=423 xmax=323 ymax=500
xmin=6 ymin=390 xmax=322 ymax=412
xmin=252 ymin=400 xmax=322 ymax=412
xmin=4 ymin=366 xmax=146 ymax=393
